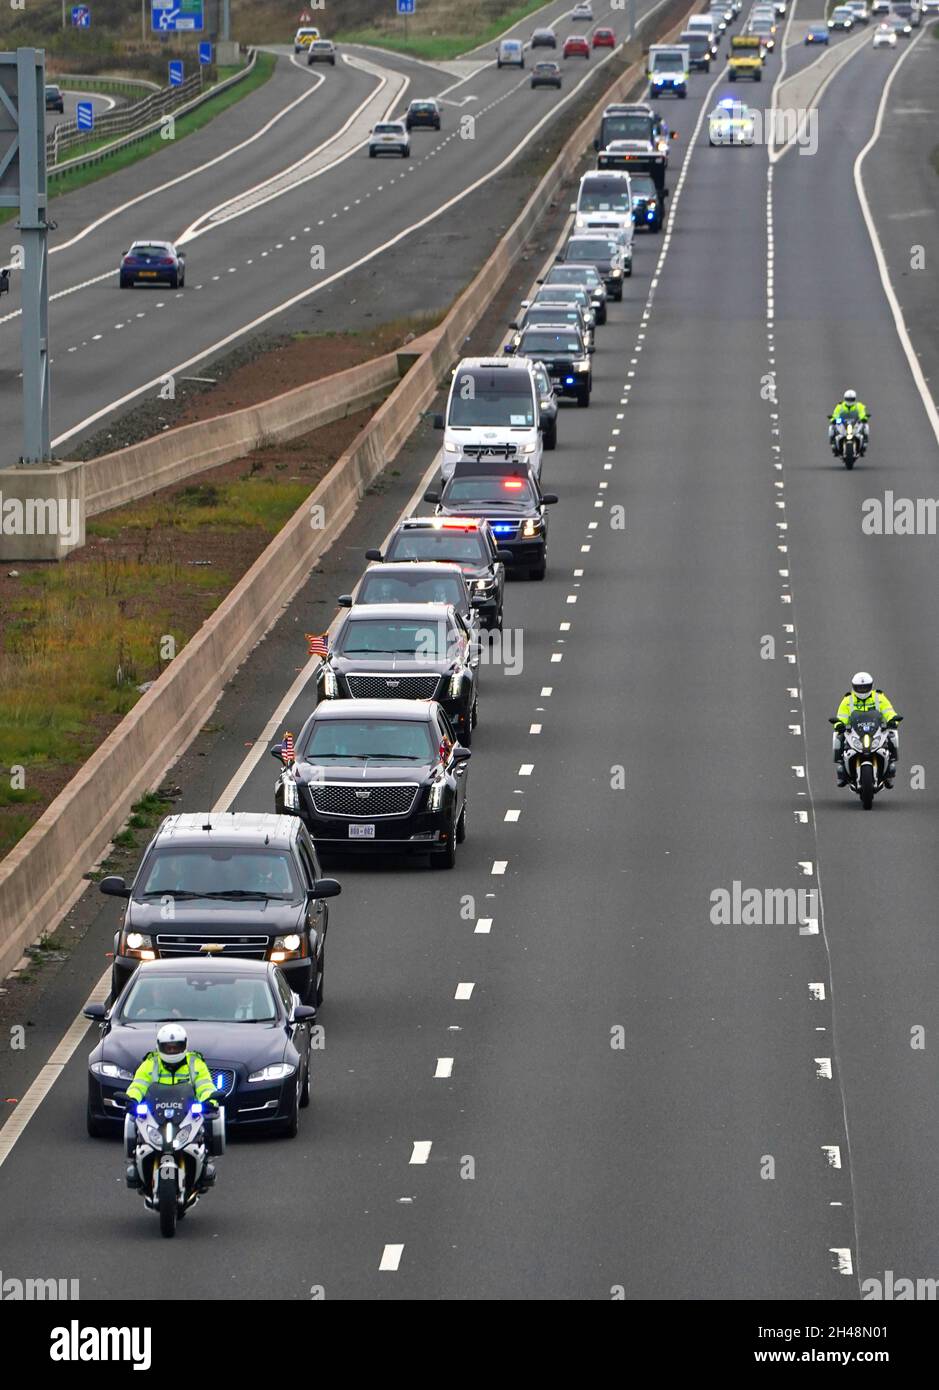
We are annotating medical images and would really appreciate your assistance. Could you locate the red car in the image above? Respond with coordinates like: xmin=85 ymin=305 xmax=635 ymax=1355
xmin=592 ymin=27 xmax=616 ymax=48
xmin=563 ymin=34 xmax=590 ymax=58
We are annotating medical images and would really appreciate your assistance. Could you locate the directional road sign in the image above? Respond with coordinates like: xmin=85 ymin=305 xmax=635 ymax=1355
xmin=397 ymin=0 xmax=416 ymax=13
xmin=76 ymin=101 xmax=94 ymax=132
xmin=151 ymin=1 xmax=205 ymax=34
xmin=71 ymin=6 xmax=91 ymax=26
xmin=168 ymin=60 xmax=184 ymax=87
xmin=198 ymin=41 xmax=212 ymax=65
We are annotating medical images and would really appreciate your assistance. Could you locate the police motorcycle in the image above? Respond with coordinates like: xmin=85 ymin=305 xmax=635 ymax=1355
xmin=831 ymin=408 xmax=867 ymax=469
xmin=123 ymin=1082 xmax=225 ymax=1237
xmin=829 ymin=710 xmax=901 ymax=810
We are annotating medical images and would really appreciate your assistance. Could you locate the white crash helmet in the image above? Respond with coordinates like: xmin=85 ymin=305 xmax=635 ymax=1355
xmin=843 ymin=389 xmax=857 ymax=404
xmin=157 ymin=1022 xmax=188 ymax=1067
xmin=851 ymin=671 xmax=874 ymax=699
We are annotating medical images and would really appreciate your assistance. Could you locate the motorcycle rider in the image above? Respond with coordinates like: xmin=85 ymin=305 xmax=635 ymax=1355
xmin=829 ymin=389 xmax=870 ymax=456
xmin=832 ymin=672 xmax=900 ymax=788
xmin=125 ymin=1023 xmax=219 ymax=1190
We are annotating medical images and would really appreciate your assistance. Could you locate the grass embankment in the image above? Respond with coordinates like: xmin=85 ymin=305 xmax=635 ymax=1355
xmin=336 ymin=0 xmax=550 ymax=62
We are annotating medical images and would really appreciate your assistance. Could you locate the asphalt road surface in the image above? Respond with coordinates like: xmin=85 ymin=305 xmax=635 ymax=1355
xmin=0 ymin=9 xmax=937 ymax=1301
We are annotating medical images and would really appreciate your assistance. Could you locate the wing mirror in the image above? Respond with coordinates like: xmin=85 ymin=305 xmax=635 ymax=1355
xmin=293 ymin=1004 xmax=317 ymax=1023
xmin=310 ymin=877 xmax=342 ymax=900
xmin=496 ymin=548 xmax=514 ymax=562
xmin=542 ymin=493 xmax=559 ymax=505
xmin=337 ymin=594 xmax=353 ymax=607
xmin=432 ymin=413 xmax=445 ymax=430
xmin=99 ymin=875 xmax=131 ymax=898
xmin=423 ymin=489 xmax=441 ymax=503
xmin=364 ymin=548 xmax=382 ymax=561
xmin=451 ymin=746 xmax=472 ymax=762
xmin=83 ymin=1002 xmax=108 ymax=1021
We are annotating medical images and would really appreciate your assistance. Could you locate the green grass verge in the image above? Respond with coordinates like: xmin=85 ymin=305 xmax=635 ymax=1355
xmin=0 ymin=53 xmax=274 ymax=228
xmin=336 ymin=0 xmax=549 ymax=61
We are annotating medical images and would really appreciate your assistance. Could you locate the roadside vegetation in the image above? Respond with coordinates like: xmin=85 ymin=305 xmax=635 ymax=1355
xmin=334 ymin=0 xmax=551 ymax=61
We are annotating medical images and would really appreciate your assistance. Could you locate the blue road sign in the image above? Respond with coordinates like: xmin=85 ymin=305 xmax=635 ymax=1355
xmin=168 ymin=61 xmax=184 ymax=87
xmin=76 ymin=101 xmax=94 ymax=132
xmin=199 ymin=41 xmax=212 ymax=65
xmin=151 ymin=1 xmax=204 ymax=34
xmin=396 ymin=0 xmax=415 ymax=13
xmin=71 ymin=5 xmax=91 ymax=26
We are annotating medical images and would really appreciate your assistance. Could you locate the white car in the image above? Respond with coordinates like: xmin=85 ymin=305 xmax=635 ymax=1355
xmin=571 ymin=2 xmax=594 ymax=18
xmin=844 ymin=2 xmax=871 ymax=21
xmin=708 ymin=98 xmax=756 ymax=145
xmin=872 ymin=18 xmax=898 ymax=39
xmin=828 ymin=5 xmax=856 ymax=26
xmin=368 ymin=121 xmax=409 ymax=158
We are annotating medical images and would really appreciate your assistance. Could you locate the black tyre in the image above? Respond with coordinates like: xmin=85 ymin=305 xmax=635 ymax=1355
xmin=755 ymin=71 xmax=761 ymax=81
xmin=459 ymin=706 xmax=473 ymax=747
xmin=369 ymin=148 xmax=376 ymax=157
xmin=86 ymin=1102 xmax=110 ymax=1138
xmin=543 ymin=420 xmax=557 ymax=450
xmin=158 ymin=1178 xmax=177 ymax=1238
xmin=279 ymin=1072 xmax=301 ymax=1137
xmin=119 ymin=276 xmax=130 ymax=289
xmin=169 ymin=273 xmax=179 ymax=289
xmin=313 ymin=943 xmax=324 ymax=1007
xmin=300 ymin=1058 xmax=311 ymax=1108
xmin=456 ymin=802 xmax=467 ymax=844
xmin=843 ymin=442 xmax=856 ymax=470
xmin=471 ymin=692 xmax=479 ymax=730
xmin=431 ymin=819 xmax=456 ymax=869
xmin=529 ymin=561 xmax=547 ymax=580
xmin=577 ymin=387 xmax=590 ymax=407
xmin=729 ymin=71 xmax=737 ymax=81
xmin=860 ymin=763 xmax=875 ymax=810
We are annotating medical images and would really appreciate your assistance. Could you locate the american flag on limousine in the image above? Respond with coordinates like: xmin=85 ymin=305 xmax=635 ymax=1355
xmin=306 ymin=632 xmax=329 ymax=657
xmin=281 ymin=732 xmax=295 ymax=764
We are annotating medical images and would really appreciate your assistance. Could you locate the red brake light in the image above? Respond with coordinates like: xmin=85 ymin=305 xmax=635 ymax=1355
xmin=503 ymin=480 xmax=524 ymax=490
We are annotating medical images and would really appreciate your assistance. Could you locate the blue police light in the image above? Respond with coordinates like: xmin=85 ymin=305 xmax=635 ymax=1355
xmin=719 ymin=97 xmax=737 ymax=108
xmin=565 ymin=376 xmax=575 ymax=385
xmin=192 ymin=1102 xmax=204 ymax=1115
xmin=646 ymin=210 xmax=655 ymax=222
xmin=135 ymin=1103 xmax=147 ymax=1116
xmin=215 ymin=1073 xmax=224 ymax=1089
xmin=491 ymin=523 xmax=515 ymax=534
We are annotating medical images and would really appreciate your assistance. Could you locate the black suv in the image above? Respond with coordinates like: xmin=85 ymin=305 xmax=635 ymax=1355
xmin=99 ymin=813 xmax=340 ymax=1005
xmin=540 ymin=263 xmax=607 ymax=323
xmin=273 ymin=699 xmax=470 ymax=869
xmin=367 ymin=516 xmax=509 ymax=631
xmin=679 ymin=30 xmax=716 ymax=69
xmin=530 ymin=359 xmax=559 ymax=451
xmin=515 ymin=323 xmax=593 ymax=406
xmin=425 ymin=460 xmax=558 ymax=581
xmin=405 ymin=98 xmax=442 ymax=130
xmin=506 ymin=300 xmax=594 ymax=355
xmin=558 ymin=232 xmax=630 ymax=295
xmin=313 ymin=602 xmax=480 ymax=744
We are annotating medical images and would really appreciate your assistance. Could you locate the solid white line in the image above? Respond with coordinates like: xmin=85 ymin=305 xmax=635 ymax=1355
xmin=853 ymin=28 xmax=939 ymax=446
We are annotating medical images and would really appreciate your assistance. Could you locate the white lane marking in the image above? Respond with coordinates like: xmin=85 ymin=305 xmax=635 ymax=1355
xmin=454 ymin=982 xmax=474 ymax=1000
xmin=409 ymin=1141 xmax=432 ymax=1164
xmin=541 ymin=685 xmax=553 ymax=694
xmin=434 ymin=1057 xmax=453 ymax=1079
xmin=799 ymin=917 xmax=819 ymax=937
xmin=380 ymin=1243 xmax=404 ymax=1271
xmin=769 ymin=28 xmax=871 ymax=164
xmin=518 ymin=764 xmax=533 ymax=775
xmin=474 ymin=918 xmax=493 ymax=934
xmin=504 ymin=809 xmax=520 ymax=822
xmin=854 ymin=29 xmax=939 ymax=447
xmin=822 ymin=1145 xmax=842 ymax=1169
xmin=212 ymin=659 xmax=320 ymax=810
xmin=529 ymin=723 xmax=542 ymax=733
xmin=809 ymin=982 xmax=826 ymax=1000
xmin=815 ymin=1058 xmax=833 ymax=1079
xmin=550 ymin=653 xmax=562 ymax=663
xmin=491 ymin=860 xmax=507 ymax=875
xmin=831 ymin=1248 xmax=854 ymax=1276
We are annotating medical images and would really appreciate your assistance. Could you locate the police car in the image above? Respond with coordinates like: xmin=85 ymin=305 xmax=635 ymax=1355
xmin=708 ymin=98 xmax=757 ymax=146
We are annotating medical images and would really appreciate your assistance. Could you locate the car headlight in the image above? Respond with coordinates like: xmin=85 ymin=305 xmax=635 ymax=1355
xmin=444 ymin=436 xmax=460 ymax=453
xmin=474 ymin=576 xmax=495 ymax=592
xmin=428 ymin=777 xmax=446 ymax=811
xmin=611 ymin=266 xmax=623 ymax=277
xmin=271 ymin=933 xmax=306 ymax=962
xmin=120 ymin=931 xmax=155 ymax=960
xmin=320 ymin=668 xmax=338 ymax=699
xmin=248 ymin=1064 xmax=297 ymax=1083
xmin=522 ymin=518 xmax=542 ymax=537
xmin=280 ymin=773 xmax=300 ymax=811
xmin=539 ymin=398 xmax=552 ymax=410
xmin=90 ymin=1062 xmax=135 ymax=1081
xmin=575 ymin=358 xmax=591 ymax=372
xmin=448 ymin=670 xmax=463 ymax=698
xmin=519 ymin=441 xmax=536 ymax=455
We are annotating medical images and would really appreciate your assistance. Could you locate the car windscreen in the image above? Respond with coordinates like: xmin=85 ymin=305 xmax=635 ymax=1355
xmin=129 ymin=245 xmax=171 ymax=258
xmin=601 ymin=114 xmax=652 ymax=141
xmin=374 ymin=124 xmax=403 ymax=134
xmin=566 ymin=240 xmax=614 ymax=261
xmin=386 ymin=530 xmax=487 ymax=563
xmin=534 ymin=286 xmax=587 ymax=306
xmin=304 ymin=717 xmax=436 ymax=762
xmin=137 ymin=847 xmax=301 ymax=900
xmin=631 ymin=175 xmax=656 ymax=196
xmin=546 ymin=266 xmax=599 ymax=284
xmin=120 ymin=973 xmax=278 ymax=1023
xmin=652 ymin=53 xmax=685 ymax=69
xmin=526 ymin=307 xmax=580 ymax=327
xmin=358 ymin=572 xmax=465 ymax=606
xmin=521 ymin=331 xmax=583 ymax=354
xmin=446 ymin=476 xmax=536 ymax=505
xmin=338 ymin=618 xmax=447 ymax=658
xmin=448 ymin=370 xmax=535 ymax=427
xmin=681 ymin=33 xmax=711 ymax=49
xmin=579 ymin=181 xmax=631 ymax=212
xmin=410 ymin=101 xmax=436 ymax=110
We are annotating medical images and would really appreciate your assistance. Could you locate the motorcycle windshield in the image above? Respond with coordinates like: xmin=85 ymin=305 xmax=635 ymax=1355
xmin=848 ymin=711 xmax=883 ymax=736
xmin=841 ymin=410 xmax=859 ymax=423
xmin=145 ymin=1083 xmax=199 ymax=1125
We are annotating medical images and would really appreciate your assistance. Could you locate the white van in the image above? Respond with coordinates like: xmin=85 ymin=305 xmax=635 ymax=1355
xmin=435 ymin=357 xmax=542 ymax=482
xmin=572 ymin=170 xmax=634 ymax=248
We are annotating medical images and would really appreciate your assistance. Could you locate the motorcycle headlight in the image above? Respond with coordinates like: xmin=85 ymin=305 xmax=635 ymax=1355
xmin=90 ymin=1062 xmax=135 ymax=1081
xmin=145 ymin=1124 xmax=163 ymax=1146
xmin=428 ymin=777 xmax=446 ymax=812
xmin=248 ymin=1063 xmax=297 ymax=1083
xmin=172 ymin=1122 xmax=197 ymax=1150
xmin=271 ymin=933 xmax=305 ymax=962
xmin=120 ymin=931 xmax=155 ymax=961
xmin=320 ymin=668 xmax=338 ymax=699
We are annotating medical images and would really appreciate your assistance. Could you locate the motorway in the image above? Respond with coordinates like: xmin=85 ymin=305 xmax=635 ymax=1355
xmin=0 ymin=0 xmax=668 ymax=455
xmin=1 ymin=4 xmax=939 ymax=1300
